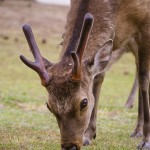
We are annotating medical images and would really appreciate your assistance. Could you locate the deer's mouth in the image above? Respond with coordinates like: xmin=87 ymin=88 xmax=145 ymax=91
xmin=61 ymin=143 xmax=81 ymax=150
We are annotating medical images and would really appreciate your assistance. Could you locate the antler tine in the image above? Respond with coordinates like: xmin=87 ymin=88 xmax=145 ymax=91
xmin=70 ymin=51 xmax=81 ymax=80
xmin=71 ymin=13 xmax=94 ymax=81
xmin=20 ymin=24 xmax=50 ymax=86
xmin=76 ymin=13 xmax=94 ymax=62
xmin=22 ymin=24 xmax=41 ymax=61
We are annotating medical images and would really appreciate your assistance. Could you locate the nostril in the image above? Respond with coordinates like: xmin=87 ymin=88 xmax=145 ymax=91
xmin=62 ymin=144 xmax=77 ymax=150
xmin=70 ymin=145 xmax=77 ymax=150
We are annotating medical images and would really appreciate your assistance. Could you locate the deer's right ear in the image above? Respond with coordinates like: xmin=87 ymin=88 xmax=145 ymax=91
xmin=92 ymin=40 xmax=113 ymax=77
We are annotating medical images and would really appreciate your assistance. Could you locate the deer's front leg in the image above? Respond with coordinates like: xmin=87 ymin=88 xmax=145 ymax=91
xmin=137 ymin=49 xmax=150 ymax=149
xmin=130 ymin=87 xmax=143 ymax=138
xmin=83 ymin=73 xmax=105 ymax=146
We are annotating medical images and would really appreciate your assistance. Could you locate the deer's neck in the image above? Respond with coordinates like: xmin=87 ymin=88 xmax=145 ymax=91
xmin=60 ymin=0 xmax=144 ymax=64
xmin=60 ymin=0 xmax=115 ymax=63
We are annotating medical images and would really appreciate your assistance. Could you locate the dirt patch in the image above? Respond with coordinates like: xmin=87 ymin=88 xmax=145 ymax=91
xmin=17 ymin=102 xmax=47 ymax=112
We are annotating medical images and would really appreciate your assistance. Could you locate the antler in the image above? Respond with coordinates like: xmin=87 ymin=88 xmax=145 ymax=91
xmin=20 ymin=24 xmax=51 ymax=86
xmin=71 ymin=13 xmax=94 ymax=80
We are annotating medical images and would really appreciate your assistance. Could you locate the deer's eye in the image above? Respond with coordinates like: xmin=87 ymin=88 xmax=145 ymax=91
xmin=80 ymin=98 xmax=88 ymax=110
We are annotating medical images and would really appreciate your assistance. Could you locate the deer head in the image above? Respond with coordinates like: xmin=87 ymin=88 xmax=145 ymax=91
xmin=20 ymin=13 xmax=113 ymax=150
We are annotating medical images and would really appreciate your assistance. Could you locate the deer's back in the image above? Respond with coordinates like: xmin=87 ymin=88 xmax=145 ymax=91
xmin=114 ymin=0 xmax=150 ymax=49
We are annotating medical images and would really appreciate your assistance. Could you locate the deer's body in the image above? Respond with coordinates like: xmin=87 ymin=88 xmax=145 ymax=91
xmin=64 ymin=0 xmax=150 ymax=56
xmin=21 ymin=0 xmax=150 ymax=149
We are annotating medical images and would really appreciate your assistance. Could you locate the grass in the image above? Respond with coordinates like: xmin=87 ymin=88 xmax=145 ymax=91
xmin=0 ymin=1 xmax=140 ymax=150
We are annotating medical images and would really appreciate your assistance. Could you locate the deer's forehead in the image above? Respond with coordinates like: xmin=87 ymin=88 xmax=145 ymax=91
xmin=48 ymin=89 xmax=80 ymax=115
xmin=50 ymin=98 xmax=74 ymax=114
xmin=47 ymin=80 xmax=88 ymax=104
xmin=47 ymin=80 xmax=80 ymax=99
xmin=47 ymin=62 xmax=73 ymax=77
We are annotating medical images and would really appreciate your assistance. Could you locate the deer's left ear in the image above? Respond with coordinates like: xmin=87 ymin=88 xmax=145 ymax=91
xmin=92 ymin=40 xmax=113 ymax=77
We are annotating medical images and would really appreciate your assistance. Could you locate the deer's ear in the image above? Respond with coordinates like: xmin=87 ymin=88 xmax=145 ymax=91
xmin=92 ymin=40 xmax=113 ymax=76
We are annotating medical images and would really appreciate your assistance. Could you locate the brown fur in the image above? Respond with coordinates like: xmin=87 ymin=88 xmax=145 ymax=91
xmin=61 ymin=0 xmax=111 ymax=61
xmin=21 ymin=0 xmax=150 ymax=149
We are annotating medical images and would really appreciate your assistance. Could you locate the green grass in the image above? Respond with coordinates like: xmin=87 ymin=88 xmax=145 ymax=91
xmin=0 ymin=1 xmax=140 ymax=150
xmin=0 ymin=37 xmax=139 ymax=150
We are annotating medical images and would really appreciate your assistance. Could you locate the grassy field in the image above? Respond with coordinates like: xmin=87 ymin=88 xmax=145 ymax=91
xmin=0 ymin=1 xmax=140 ymax=150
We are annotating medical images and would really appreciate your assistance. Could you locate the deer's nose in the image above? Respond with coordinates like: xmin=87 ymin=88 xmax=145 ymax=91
xmin=61 ymin=144 xmax=77 ymax=150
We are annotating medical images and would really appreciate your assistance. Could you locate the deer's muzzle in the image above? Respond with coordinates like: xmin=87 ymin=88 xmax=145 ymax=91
xmin=61 ymin=143 xmax=79 ymax=150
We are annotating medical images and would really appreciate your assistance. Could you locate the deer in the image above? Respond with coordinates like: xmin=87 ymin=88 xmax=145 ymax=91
xmin=20 ymin=0 xmax=150 ymax=149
